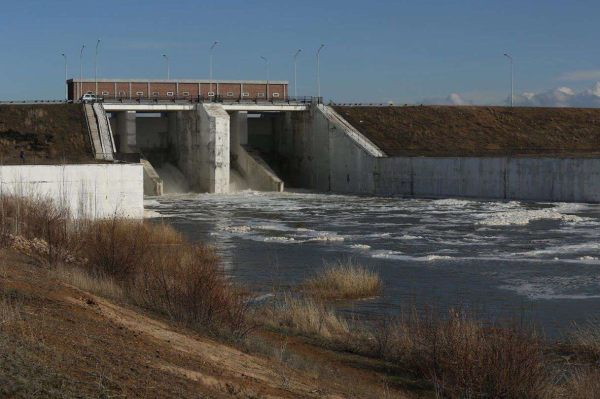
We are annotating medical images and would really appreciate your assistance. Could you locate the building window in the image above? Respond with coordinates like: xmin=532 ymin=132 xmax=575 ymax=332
xmin=101 ymin=91 xmax=109 ymax=96
xmin=136 ymin=92 xmax=144 ymax=96
xmin=152 ymin=92 xmax=159 ymax=96
xmin=227 ymin=92 xmax=234 ymax=97
xmin=166 ymin=92 xmax=174 ymax=96
xmin=242 ymin=92 xmax=249 ymax=97
xmin=118 ymin=91 xmax=126 ymax=96
xmin=86 ymin=91 xmax=93 ymax=94
xmin=257 ymin=93 xmax=265 ymax=97
xmin=182 ymin=92 xmax=190 ymax=96
xmin=207 ymin=92 xmax=215 ymax=97
xmin=272 ymin=93 xmax=280 ymax=98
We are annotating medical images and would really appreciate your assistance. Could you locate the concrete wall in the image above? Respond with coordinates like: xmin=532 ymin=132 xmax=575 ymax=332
xmin=0 ymin=164 xmax=144 ymax=218
xmin=199 ymin=104 xmax=230 ymax=193
xmin=375 ymin=157 xmax=600 ymax=202
xmin=168 ymin=104 xmax=230 ymax=193
xmin=236 ymin=145 xmax=284 ymax=192
xmin=248 ymin=117 xmax=276 ymax=152
xmin=276 ymin=106 xmax=376 ymax=193
xmin=278 ymin=105 xmax=600 ymax=203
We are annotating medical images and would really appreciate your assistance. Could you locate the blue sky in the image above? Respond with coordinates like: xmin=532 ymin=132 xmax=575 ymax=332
xmin=1 ymin=0 xmax=599 ymax=105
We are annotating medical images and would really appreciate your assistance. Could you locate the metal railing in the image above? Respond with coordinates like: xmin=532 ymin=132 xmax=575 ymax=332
xmin=0 ymin=100 xmax=72 ymax=105
xmin=98 ymin=95 xmax=322 ymax=105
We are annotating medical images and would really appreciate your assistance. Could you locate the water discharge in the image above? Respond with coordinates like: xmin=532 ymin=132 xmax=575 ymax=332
xmin=145 ymin=190 xmax=600 ymax=336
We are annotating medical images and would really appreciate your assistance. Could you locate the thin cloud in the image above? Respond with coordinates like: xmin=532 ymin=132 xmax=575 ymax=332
xmin=556 ymin=70 xmax=600 ymax=82
xmin=421 ymin=92 xmax=472 ymax=105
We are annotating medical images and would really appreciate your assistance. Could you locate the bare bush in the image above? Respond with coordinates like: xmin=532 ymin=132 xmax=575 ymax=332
xmin=0 ymin=193 xmax=254 ymax=339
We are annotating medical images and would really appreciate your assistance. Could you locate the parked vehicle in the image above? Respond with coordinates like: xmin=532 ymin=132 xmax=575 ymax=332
xmin=80 ymin=93 xmax=103 ymax=102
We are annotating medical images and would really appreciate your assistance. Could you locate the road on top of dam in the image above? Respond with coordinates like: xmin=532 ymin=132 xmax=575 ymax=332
xmin=145 ymin=190 xmax=600 ymax=337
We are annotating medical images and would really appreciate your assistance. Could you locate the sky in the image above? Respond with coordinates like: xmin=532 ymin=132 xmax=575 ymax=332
xmin=2 ymin=0 xmax=600 ymax=106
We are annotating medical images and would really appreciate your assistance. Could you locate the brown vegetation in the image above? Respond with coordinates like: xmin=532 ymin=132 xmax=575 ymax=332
xmin=2 ymin=192 xmax=600 ymax=397
xmin=334 ymin=105 xmax=600 ymax=157
xmin=304 ymin=259 xmax=382 ymax=300
xmin=0 ymin=193 xmax=253 ymax=338
xmin=0 ymin=104 xmax=94 ymax=164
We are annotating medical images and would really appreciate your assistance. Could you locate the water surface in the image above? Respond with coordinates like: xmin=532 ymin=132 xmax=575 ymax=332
xmin=145 ymin=190 xmax=600 ymax=336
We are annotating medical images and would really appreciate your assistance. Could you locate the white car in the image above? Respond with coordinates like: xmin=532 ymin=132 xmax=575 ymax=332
xmin=81 ymin=93 xmax=102 ymax=102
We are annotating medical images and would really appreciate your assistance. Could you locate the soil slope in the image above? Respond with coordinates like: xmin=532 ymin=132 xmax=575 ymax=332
xmin=0 ymin=104 xmax=94 ymax=164
xmin=0 ymin=248 xmax=406 ymax=398
xmin=334 ymin=105 xmax=600 ymax=157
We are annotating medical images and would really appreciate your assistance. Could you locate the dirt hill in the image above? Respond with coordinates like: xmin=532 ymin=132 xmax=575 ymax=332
xmin=0 ymin=104 xmax=94 ymax=164
xmin=0 ymin=248 xmax=407 ymax=398
xmin=334 ymin=105 xmax=600 ymax=157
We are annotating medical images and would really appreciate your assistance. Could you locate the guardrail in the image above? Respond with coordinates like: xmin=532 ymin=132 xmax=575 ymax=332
xmin=100 ymin=95 xmax=322 ymax=105
xmin=0 ymin=100 xmax=72 ymax=104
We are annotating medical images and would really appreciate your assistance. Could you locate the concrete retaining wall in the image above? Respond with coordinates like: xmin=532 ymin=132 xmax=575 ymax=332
xmin=376 ymin=157 xmax=600 ymax=202
xmin=237 ymin=145 xmax=284 ymax=192
xmin=0 ymin=164 xmax=144 ymax=218
xmin=280 ymin=105 xmax=600 ymax=203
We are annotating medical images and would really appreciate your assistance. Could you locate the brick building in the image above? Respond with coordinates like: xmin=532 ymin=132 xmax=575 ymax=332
xmin=67 ymin=78 xmax=289 ymax=101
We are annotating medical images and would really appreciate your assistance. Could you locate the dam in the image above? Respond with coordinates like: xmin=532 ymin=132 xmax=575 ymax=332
xmin=3 ymin=78 xmax=600 ymax=221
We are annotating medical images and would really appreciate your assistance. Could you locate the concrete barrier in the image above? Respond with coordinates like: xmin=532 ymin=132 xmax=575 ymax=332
xmin=0 ymin=163 xmax=144 ymax=218
xmin=236 ymin=145 xmax=283 ymax=192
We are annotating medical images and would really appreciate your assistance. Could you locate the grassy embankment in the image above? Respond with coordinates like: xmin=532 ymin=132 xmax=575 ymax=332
xmin=1 ymin=192 xmax=600 ymax=397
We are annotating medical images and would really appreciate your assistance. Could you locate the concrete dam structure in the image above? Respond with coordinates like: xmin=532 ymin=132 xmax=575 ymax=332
xmin=103 ymin=98 xmax=600 ymax=203
xmin=4 ymin=95 xmax=600 ymax=216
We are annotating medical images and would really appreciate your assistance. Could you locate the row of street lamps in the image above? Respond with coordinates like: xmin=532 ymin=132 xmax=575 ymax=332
xmin=63 ymin=40 xmax=327 ymax=101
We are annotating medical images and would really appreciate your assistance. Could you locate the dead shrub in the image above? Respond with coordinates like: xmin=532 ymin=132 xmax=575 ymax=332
xmin=563 ymin=367 xmax=600 ymax=399
xmin=0 ymin=192 xmax=254 ymax=339
xmin=571 ymin=319 xmax=600 ymax=361
xmin=370 ymin=309 xmax=552 ymax=398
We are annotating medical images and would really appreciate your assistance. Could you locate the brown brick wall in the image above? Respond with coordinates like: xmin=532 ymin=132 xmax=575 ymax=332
xmin=116 ymin=83 xmax=129 ymax=97
xmin=148 ymin=83 xmax=177 ymax=97
xmin=70 ymin=81 xmax=287 ymax=100
xmin=218 ymin=83 xmax=241 ymax=99
xmin=179 ymin=83 xmax=199 ymax=97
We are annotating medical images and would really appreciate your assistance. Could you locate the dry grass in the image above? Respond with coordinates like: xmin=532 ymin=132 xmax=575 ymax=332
xmin=263 ymin=295 xmax=350 ymax=339
xmin=304 ymin=259 xmax=382 ymax=300
xmin=52 ymin=263 xmax=125 ymax=301
xmin=0 ymin=193 xmax=255 ymax=339
xmin=571 ymin=319 xmax=600 ymax=361
xmin=0 ymin=289 xmax=23 ymax=328
xmin=563 ymin=368 xmax=600 ymax=399
xmin=371 ymin=310 xmax=552 ymax=398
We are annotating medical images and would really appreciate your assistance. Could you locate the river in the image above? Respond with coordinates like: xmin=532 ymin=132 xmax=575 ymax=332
xmin=145 ymin=190 xmax=600 ymax=337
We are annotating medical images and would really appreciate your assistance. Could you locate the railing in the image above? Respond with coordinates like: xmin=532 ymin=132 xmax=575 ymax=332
xmin=0 ymin=100 xmax=72 ymax=104
xmin=99 ymin=95 xmax=322 ymax=105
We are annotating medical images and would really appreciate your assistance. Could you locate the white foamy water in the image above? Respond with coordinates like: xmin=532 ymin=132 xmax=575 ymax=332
xmin=146 ymin=190 xmax=600 ymax=335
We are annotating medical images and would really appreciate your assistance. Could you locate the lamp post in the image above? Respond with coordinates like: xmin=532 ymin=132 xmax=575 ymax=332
xmin=317 ymin=44 xmax=325 ymax=101
xmin=162 ymin=54 xmax=170 ymax=79
xmin=95 ymin=39 xmax=100 ymax=96
xmin=294 ymin=49 xmax=301 ymax=98
xmin=503 ymin=53 xmax=513 ymax=107
xmin=61 ymin=53 xmax=68 ymax=101
xmin=209 ymin=40 xmax=218 ymax=100
xmin=79 ymin=44 xmax=85 ymax=100
xmin=261 ymin=56 xmax=269 ymax=100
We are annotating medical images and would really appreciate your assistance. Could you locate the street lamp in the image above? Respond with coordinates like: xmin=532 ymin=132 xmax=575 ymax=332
xmin=79 ymin=44 xmax=85 ymax=100
xmin=503 ymin=53 xmax=513 ymax=107
xmin=317 ymin=44 xmax=325 ymax=100
xmin=294 ymin=49 xmax=301 ymax=98
xmin=261 ymin=56 xmax=269 ymax=99
xmin=162 ymin=54 xmax=170 ymax=79
xmin=95 ymin=39 xmax=100 ymax=96
xmin=209 ymin=40 xmax=218 ymax=99
xmin=61 ymin=53 xmax=68 ymax=101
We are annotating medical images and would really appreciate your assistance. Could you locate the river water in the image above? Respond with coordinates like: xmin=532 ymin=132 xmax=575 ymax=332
xmin=145 ymin=190 xmax=600 ymax=337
